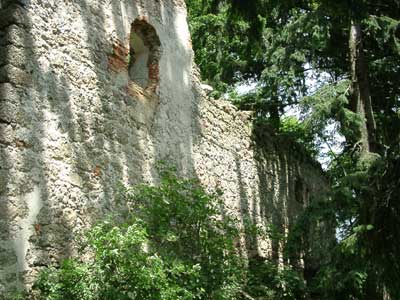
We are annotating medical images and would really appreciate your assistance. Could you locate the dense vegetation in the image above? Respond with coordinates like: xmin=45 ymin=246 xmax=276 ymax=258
xmin=187 ymin=0 xmax=400 ymax=299
xmin=21 ymin=1 xmax=399 ymax=299
xmin=30 ymin=165 xmax=307 ymax=300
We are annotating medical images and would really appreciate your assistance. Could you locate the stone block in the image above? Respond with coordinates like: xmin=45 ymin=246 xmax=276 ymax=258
xmin=0 ymin=24 xmax=27 ymax=47
xmin=0 ymin=83 xmax=19 ymax=102
xmin=0 ymin=5 xmax=27 ymax=29
xmin=0 ymin=101 xmax=18 ymax=124
xmin=0 ymin=45 xmax=26 ymax=69
xmin=0 ymin=65 xmax=31 ymax=85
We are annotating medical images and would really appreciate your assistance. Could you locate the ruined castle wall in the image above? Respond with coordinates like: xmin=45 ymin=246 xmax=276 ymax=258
xmin=0 ymin=0 xmax=328 ymax=295
xmin=192 ymin=93 xmax=328 ymax=263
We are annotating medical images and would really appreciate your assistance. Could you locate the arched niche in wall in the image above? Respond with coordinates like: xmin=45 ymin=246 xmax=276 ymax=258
xmin=128 ymin=18 xmax=162 ymax=91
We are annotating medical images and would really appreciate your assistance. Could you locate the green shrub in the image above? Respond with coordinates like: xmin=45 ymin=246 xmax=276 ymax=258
xmin=32 ymin=163 xmax=307 ymax=300
xmin=33 ymin=164 xmax=243 ymax=300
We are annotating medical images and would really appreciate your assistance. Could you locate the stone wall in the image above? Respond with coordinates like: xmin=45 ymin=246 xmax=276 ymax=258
xmin=0 ymin=0 xmax=328 ymax=295
xmin=192 ymin=92 xmax=329 ymax=267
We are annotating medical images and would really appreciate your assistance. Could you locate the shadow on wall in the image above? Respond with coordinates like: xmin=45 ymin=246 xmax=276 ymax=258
xmin=0 ymin=1 xmax=91 ymax=294
xmin=0 ymin=0 xmax=202 ymax=295
xmin=253 ymin=132 xmax=333 ymax=279
xmin=0 ymin=0 xmax=40 ymax=294
xmin=234 ymin=154 xmax=260 ymax=258
xmin=256 ymin=149 xmax=299 ymax=265
xmin=230 ymin=141 xmax=296 ymax=265
xmin=0 ymin=0 xmax=334 ymax=297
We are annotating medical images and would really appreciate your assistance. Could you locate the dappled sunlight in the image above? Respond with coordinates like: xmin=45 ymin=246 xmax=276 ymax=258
xmin=1 ymin=0 xmax=335 ymax=297
xmin=1 ymin=0 xmax=203 ymax=294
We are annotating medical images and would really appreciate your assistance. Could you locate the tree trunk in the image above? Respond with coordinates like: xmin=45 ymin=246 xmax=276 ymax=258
xmin=349 ymin=19 xmax=377 ymax=154
xmin=349 ymin=18 xmax=385 ymax=300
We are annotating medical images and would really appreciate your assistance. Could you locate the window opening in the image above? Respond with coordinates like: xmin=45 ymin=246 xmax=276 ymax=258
xmin=128 ymin=19 xmax=161 ymax=91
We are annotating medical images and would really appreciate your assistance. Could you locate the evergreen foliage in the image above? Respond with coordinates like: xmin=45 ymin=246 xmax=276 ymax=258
xmin=17 ymin=1 xmax=400 ymax=298
xmin=186 ymin=0 xmax=400 ymax=298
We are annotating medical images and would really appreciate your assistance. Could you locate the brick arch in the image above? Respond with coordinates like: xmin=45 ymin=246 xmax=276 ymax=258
xmin=128 ymin=18 xmax=162 ymax=91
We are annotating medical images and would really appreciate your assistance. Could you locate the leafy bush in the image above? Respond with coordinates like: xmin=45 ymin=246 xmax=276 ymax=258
xmin=244 ymin=258 xmax=306 ymax=300
xmin=32 ymin=163 xmax=308 ymax=300
xmin=33 ymin=164 xmax=243 ymax=300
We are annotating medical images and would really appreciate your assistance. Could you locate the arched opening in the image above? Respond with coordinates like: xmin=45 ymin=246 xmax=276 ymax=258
xmin=128 ymin=19 xmax=161 ymax=91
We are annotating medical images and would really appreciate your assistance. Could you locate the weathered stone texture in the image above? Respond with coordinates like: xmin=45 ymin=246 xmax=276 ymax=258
xmin=191 ymin=92 xmax=328 ymax=264
xmin=0 ymin=0 xmax=328 ymax=295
